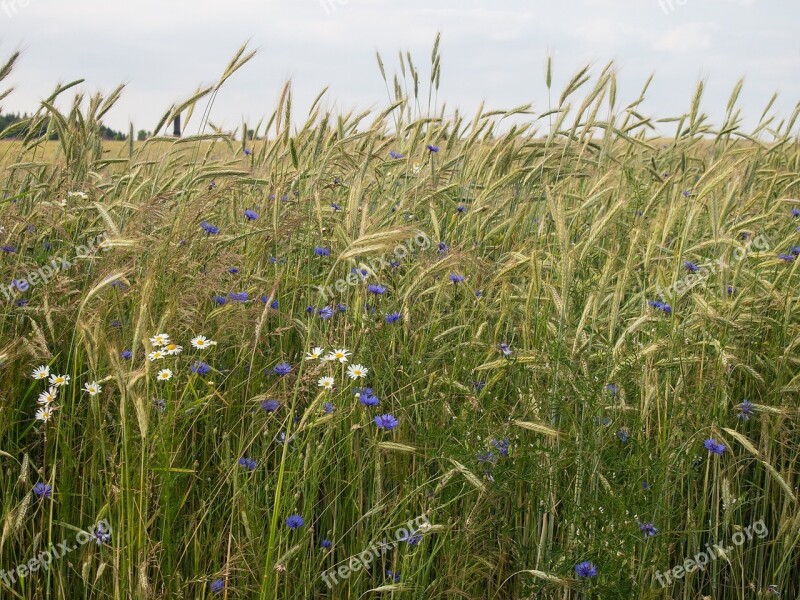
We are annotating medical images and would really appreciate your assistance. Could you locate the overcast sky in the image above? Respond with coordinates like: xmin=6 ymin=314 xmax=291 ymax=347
xmin=1 ymin=0 xmax=798 ymax=136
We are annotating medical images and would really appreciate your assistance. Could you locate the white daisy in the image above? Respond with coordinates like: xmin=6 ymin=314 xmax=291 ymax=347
xmin=317 ymin=376 xmax=335 ymax=390
xmin=37 ymin=387 xmax=58 ymax=405
xmin=149 ymin=333 xmax=170 ymax=347
xmin=83 ymin=382 xmax=101 ymax=396
xmin=163 ymin=343 xmax=183 ymax=356
xmin=31 ymin=365 xmax=50 ymax=380
xmin=326 ymin=348 xmax=351 ymax=364
xmin=147 ymin=351 xmax=165 ymax=362
xmin=48 ymin=374 xmax=70 ymax=387
xmin=346 ymin=364 xmax=368 ymax=379
xmin=156 ymin=369 xmax=173 ymax=381
xmin=191 ymin=335 xmax=217 ymax=349
xmin=35 ymin=406 xmax=56 ymax=422
xmin=306 ymin=347 xmax=325 ymax=360
xmin=67 ymin=191 xmax=88 ymax=200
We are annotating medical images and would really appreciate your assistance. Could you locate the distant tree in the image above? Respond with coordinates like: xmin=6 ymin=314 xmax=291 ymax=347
xmin=137 ymin=129 xmax=148 ymax=141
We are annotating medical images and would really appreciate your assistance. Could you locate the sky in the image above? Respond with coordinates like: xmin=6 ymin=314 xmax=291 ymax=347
xmin=1 ymin=0 xmax=798 ymax=137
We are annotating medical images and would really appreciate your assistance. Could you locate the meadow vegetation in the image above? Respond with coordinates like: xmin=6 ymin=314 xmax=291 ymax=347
xmin=1 ymin=41 xmax=799 ymax=599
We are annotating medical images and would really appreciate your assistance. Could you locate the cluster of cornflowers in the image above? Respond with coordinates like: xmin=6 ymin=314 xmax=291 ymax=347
xmin=147 ymin=333 xmax=217 ymax=382
xmin=306 ymin=346 xmax=398 ymax=431
xmin=30 ymin=365 xmax=101 ymax=423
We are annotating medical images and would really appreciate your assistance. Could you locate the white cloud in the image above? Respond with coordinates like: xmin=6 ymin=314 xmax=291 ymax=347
xmin=652 ymin=22 xmax=718 ymax=54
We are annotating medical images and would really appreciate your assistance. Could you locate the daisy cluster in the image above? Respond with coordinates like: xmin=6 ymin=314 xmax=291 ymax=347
xmin=30 ymin=365 xmax=101 ymax=422
xmin=147 ymin=332 xmax=217 ymax=382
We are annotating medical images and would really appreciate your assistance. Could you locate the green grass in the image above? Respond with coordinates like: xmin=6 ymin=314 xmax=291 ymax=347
xmin=1 ymin=43 xmax=799 ymax=599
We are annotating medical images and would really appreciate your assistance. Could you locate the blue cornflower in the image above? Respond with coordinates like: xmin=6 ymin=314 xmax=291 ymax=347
xmin=15 ymin=299 xmax=28 ymax=307
xmin=457 ymin=205 xmax=466 ymax=213
xmin=498 ymin=343 xmax=513 ymax=356
xmin=727 ymin=285 xmax=735 ymax=295
xmin=477 ymin=451 xmax=497 ymax=465
xmin=648 ymin=300 xmax=672 ymax=315
xmin=437 ymin=242 xmax=449 ymax=254
xmin=43 ymin=240 xmax=52 ymax=250
xmin=306 ymin=306 xmax=316 ymax=314
xmin=575 ymin=561 xmax=598 ymax=578
xmin=227 ymin=267 xmax=240 ymax=274
xmin=617 ymin=428 xmax=630 ymax=443
xmin=605 ymin=383 xmax=618 ymax=395
xmin=640 ymin=522 xmax=658 ymax=538
xmin=491 ymin=438 xmax=510 ymax=457
xmin=260 ymin=399 xmax=280 ymax=412
xmin=272 ymin=362 xmax=293 ymax=376
xmin=684 ymin=261 xmax=699 ymax=273
xmin=390 ymin=151 xmax=404 ymax=159
xmin=323 ymin=402 xmax=334 ymax=414
xmin=1 ymin=244 xmax=16 ymax=253
xmin=473 ymin=381 xmax=485 ymax=391
xmin=642 ymin=481 xmax=650 ymax=490
xmin=209 ymin=579 xmax=224 ymax=594
xmin=704 ymin=438 xmax=726 ymax=455
xmin=778 ymin=253 xmax=795 ymax=262
xmin=792 ymin=208 xmax=800 ymax=217
xmin=427 ymin=144 xmax=439 ymax=153
xmin=389 ymin=259 xmax=400 ymax=269
xmin=200 ymin=221 xmax=219 ymax=235
xmin=190 ymin=361 xmax=212 ymax=375
xmin=374 ymin=414 xmax=399 ymax=430
xmin=475 ymin=290 xmax=483 ymax=297
xmin=331 ymin=203 xmax=342 ymax=212
xmin=244 ymin=209 xmax=259 ymax=220
xmin=336 ymin=303 xmax=347 ymax=313
xmin=314 ymin=247 xmax=330 ymax=257
xmin=318 ymin=306 xmax=334 ymax=320
xmin=33 ymin=482 xmax=52 ymax=499
xmin=243 ymin=148 xmax=251 ymax=156
xmin=385 ymin=312 xmax=401 ymax=324
xmin=268 ymin=194 xmax=276 ymax=200
xmin=737 ymin=399 xmax=754 ymax=421
xmin=368 ymin=284 xmax=387 ymax=295
xmin=93 ymin=522 xmax=111 ymax=545
xmin=212 ymin=295 xmax=227 ymax=305
xmin=121 ymin=349 xmax=132 ymax=360
xmin=791 ymin=246 xmax=800 ymax=256
xmin=228 ymin=291 xmax=248 ymax=303
xmin=286 ymin=515 xmax=305 ymax=529
xmin=281 ymin=195 xmax=289 ymax=202
xmin=238 ymin=457 xmax=257 ymax=471
xmin=683 ymin=190 xmax=692 ymax=198
xmin=321 ymin=539 xmax=332 ymax=549
xmin=358 ymin=388 xmax=379 ymax=407
xmin=385 ymin=570 xmax=401 ymax=582
xmin=449 ymin=273 xmax=465 ymax=284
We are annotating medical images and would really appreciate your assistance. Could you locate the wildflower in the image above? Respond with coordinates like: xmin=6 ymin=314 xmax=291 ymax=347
xmin=640 ymin=522 xmax=658 ymax=538
xmin=336 ymin=303 xmax=347 ymax=313
xmin=323 ymin=402 xmax=335 ymax=414
xmin=498 ymin=343 xmax=513 ymax=357
xmin=228 ymin=291 xmax=248 ymax=303
xmin=648 ymin=300 xmax=672 ymax=315
xmin=684 ymin=261 xmax=699 ymax=273
xmin=31 ymin=365 xmax=50 ymax=380
xmin=605 ymin=383 xmax=618 ymax=395
xmin=385 ymin=312 xmax=401 ymax=324
xmin=617 ymin=428 xmax=630 ymax=443
xmin=227 ymin=267 xmax=240 ymax=274
xmin=164 ymin=343 xmax=183 ymax=356
xmin=777 ymin=253 xmax=795 ymax=262
xmin=306 ymin=347 xmax=325 ymax=360
xmin=238 ymin=457 xmax=257 ymax=471
xmin=473 ymin=381 xmax=485 ymax=391
xmin=477 ymin=451 xmax=496 ymax=464
xmin=306 ymin=306 xmax=316 ymax=314
xmin=200 ymin=221 xmax=219 ymax=235
xmin=121 ymin=350 xmax=132 ymax=360
xmin=35 ymin=406 xmax=56 ymax=422
xmin=260 ymin=399 xmax=280 ymax=412
xmin=704 ymin=438 xmax=726 ymax=455
xmin=314 ymin=247 xmax=330 ymax=257
xmin=209 ymin=579 xmax=225 ymax=594
xmin=326 ymin=348 xmax=351 ymax=364
xmin=374 ymin=414 xmax=399 ymax=430
xmin=321 ymin=539 xmax=332 ymax=549
xmin=153 ymin=398 xmax=166 ymax=412
xmin=147 ymin=351 xmax=165 ymax=362
xmin=346 ymin=364 xmax=368 ymax=379
xmin=390 ymin=151 xmax=404 ymax=159
xmin=457 ymin=204 xmax=466 ymax=213
xmin=244 ymin=148 xmax=251 ymax=156
xmin=727 ymin=285 xmax=735 ymax=295
xmin=285 ymin=515 xmax=305 ymax=529
xmin=48 ymin=374 xmax=70 ymax=387
xmin=318 ymin=306 xmax=334 ymax=320
xmin=367 ymin=284 xmax=387 ymax=295
xmin=212 ymin=295 xmax=227 ymax=305
xmin=33 ymin=482 xmax=52 ymax=499
xmin=358 ymin=388 xmax=379 ymax=406
xmin=150 ymin=333 xmax=170 ymax=347
xmin=575 ymin=561 xmax=598 ymax=578
xmin=37 ymin=387 xmax=58 ymax=405
xmin=190 ymin=361 xmax=211 ymax=375
xmin=93 ymin=522 xmax=111 ymax=545
xmin=737 ymin=399 xmax=754 ymax=421
xmin=318 ymin=376 xmax=335 ymax=390
xmin=1 ymin=244 xmax=16 ymax=253
xmin=792 ymin=208 xmax=800 ymax=217
xmin=437 ymin=242 xmax=450 ymax=254
xmin=331 ymin=202 xmax=342 ymax=212
xmin=277 ymin=431 xmax=295 ymax=445
xmin=272 ymin=362 xmax=293 ymax=376
xmin=427 ymin=144 xmax=439 ymax=153
xmin=191 ymin=335 xmax=217 ymax=349
xmin=642 ymin=481 xmax=650 ymax=490
xmin=491 ymin=438 xmax=510 ymax=457
xmin=110 ymin=319 xmax=123 ymax=329
xmin=449 ymin=273 xmax=465 ymax=284
xmin=83 ymin=382 xmax=101 ymax=396
xmin=156 ymin=369 xmax=173 ymax=382
xmin=385 ymin=570 xmax=401 ymax=582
